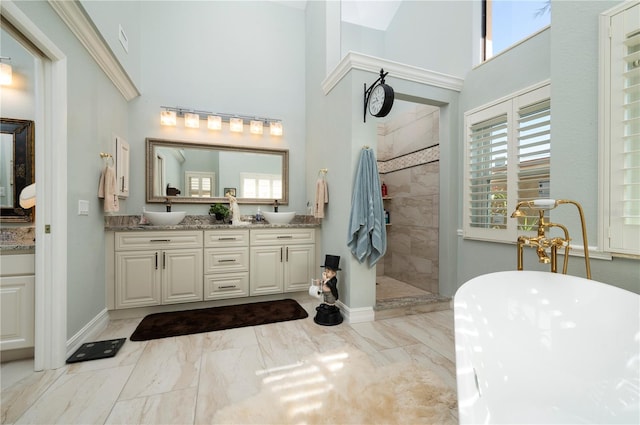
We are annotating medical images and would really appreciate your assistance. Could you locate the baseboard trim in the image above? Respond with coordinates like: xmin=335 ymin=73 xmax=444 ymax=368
xmin=337 ymin=301 xmax=375 ymax=323
xmin=66 ymin=308 xmax=109 ymax=358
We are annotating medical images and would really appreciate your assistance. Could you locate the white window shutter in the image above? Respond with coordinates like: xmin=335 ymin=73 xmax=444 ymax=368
xmin=607 ymin=3 xmax=640 ymax=254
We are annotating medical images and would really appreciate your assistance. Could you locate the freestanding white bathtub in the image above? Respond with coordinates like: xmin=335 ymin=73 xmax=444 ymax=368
xmin=454 ymin=271 xmax=639 ymax=424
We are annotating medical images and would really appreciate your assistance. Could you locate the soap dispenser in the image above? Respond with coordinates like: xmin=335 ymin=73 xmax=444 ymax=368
xmin=256 ymin=208 xmax=263 ymax=222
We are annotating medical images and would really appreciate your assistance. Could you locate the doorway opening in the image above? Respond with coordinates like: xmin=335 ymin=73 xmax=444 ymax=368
xmin=374 ymin=101 xmax=450 ymax=315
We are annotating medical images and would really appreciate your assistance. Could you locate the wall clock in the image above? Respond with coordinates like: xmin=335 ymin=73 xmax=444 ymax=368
xmin=364 ymin=68 xmax=394 ymax=122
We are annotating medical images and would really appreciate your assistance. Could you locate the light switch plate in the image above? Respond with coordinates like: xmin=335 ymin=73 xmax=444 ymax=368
xmin=78 ymin=200 xmax=89 ymax=216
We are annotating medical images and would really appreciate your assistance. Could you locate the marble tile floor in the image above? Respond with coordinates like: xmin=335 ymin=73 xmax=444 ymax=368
xmin=1 ymin=296 xmax=457 ymax=425
xmin=376 ymin=275 xmax=452 ymax=320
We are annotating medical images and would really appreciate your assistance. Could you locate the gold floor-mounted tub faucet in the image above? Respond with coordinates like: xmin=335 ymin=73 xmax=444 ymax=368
xmin=511 ymin=199 xmax=591 ymax=279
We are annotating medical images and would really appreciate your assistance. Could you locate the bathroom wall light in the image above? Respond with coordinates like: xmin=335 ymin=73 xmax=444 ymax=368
xmin=250 ymin=120 xmax=264 ymax=135
xmin=160 ymin=106 xmax=283 ymax=136
xmin=270 ymin=121 xmax=283 ymax=136
xmin=0 ymin=57 xmax=13 ymax=86
xmin=184 ymin=113 xmax=200 ymax=128
xmin=160 ymin=110 xmax=177 ymax=126
xmin=208 ymin=115 xmax=222 ymax=130
xmin=229 ymin=117 xmax=244 ymax=133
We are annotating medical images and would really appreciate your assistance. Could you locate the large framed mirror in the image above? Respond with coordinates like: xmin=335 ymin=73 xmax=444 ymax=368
xmin=0 ymin=118 xmax=34 ymax=222
xmin=146 ymin=138 xmax=288 ymax=205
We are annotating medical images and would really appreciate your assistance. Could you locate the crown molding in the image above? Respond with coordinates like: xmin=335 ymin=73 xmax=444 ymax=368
xmin=322 ymin=51 xmax=464 ymax=95
xmin=48 ymin=0 xmax=140 ymax=101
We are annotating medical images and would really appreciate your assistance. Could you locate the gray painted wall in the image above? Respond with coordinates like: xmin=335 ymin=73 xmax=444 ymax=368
xmin=126 ymin=0 xmax=306 ymax=216
xmin=456 ymin=1 xmax=638 ymax=294
xmin=11 ymin=0 xmax=130 ymax=338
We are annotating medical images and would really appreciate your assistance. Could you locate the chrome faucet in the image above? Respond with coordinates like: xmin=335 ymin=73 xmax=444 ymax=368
xmin=273 ymin=199 xmax=279 ymax=212
xmin=511 ymin=199 xmax=591 ymax=279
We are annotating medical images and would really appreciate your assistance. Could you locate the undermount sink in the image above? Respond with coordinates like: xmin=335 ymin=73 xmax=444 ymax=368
xmin=263 ymin=211 xmax=296 ymax=225
xmin=144 ymin=211 xmax=186 ymax=226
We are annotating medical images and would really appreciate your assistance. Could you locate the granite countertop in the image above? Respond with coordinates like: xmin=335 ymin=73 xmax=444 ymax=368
xmin=105 ymin=214 xmax=321 ymax=231
xmin=0 ymin=227 xmax=35 ymax=252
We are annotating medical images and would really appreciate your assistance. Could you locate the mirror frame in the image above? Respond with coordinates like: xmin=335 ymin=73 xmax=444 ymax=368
xmin=146 ymin=138 xmax=289 ymax=205
xmin=0 ymin=118 xmax=34 ymax=222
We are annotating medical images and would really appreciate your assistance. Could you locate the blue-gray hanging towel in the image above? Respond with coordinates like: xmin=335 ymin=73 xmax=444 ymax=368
xmin=347 ymin=147 xmax=386 ymax=267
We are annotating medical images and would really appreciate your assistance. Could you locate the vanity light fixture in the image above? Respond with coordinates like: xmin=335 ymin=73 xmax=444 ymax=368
xmin=270 ymin=121 xmax=283 ymax=136
xmin=160 ymin=110 xmax=177 ymax=126
xmin=184 ymin=112 xmax=200 ymax=128
xmin=229 ymin=117 xmax=244 ymax=133
xmin=208 ymin=115 xmax=222 ymax=130
xmin=250 ymin=120 xmax=264 ymax=135
xmin=0 ymin=57 xmax=13 ymax=86
xmin=160 ymin=106 xmax=283 ymax=135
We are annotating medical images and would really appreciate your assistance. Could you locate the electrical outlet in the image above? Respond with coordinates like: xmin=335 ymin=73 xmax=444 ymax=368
xmin=118 ymin=24 xmax=129 ymax=53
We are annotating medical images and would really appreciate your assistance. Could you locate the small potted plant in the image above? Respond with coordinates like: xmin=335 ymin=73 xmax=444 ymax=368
xmin=209 ymin=203 xmax=230 ymax=222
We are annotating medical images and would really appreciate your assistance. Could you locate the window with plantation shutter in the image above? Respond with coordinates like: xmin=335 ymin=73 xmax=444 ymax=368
xmin=516 ymin=99 xmax=551 ymax=231
xmin=185 ymin=171 xmax=214 ymax=198
xmin=464 ymin=83 xmax=551 ymax=242
xmin=601 ymin=2 xmax=640 ymax=256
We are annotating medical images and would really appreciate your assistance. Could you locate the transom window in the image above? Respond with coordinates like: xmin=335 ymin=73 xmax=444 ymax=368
xmin=484 ymin=0 xmax=551 ymax=60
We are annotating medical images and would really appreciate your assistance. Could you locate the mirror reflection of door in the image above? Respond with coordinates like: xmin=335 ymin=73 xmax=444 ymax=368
xmin=0 ymin=133 xmax=14 ymax=207
xmin=154 ymin=154 xmax=165 ymax=197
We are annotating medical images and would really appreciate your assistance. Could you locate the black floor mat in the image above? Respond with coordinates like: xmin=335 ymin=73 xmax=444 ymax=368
xmin=66 ymin=338 xmax=126 ymax=363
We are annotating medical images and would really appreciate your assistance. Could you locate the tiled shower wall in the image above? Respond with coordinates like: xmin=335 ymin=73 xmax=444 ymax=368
xmin=377 ymin=105 xmax=440 ymax=294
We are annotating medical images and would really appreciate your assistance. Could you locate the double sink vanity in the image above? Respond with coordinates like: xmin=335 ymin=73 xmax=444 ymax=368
xmin=105 ymin=216 xmax=320 ymax=311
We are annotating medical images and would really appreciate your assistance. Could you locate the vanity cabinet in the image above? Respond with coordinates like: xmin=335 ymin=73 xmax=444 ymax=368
xmin=203 ymin=229 xmax=249 ymax=300
xmin=249 ymin=229 xmax=315 ymax=296
xmin=0 ymin=254 xmax=35 ymax=351
xmin=114 ymin=231 xmax=203 ymax=309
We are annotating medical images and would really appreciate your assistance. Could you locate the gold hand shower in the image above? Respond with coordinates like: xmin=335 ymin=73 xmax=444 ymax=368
xmin=510 ymin=199 xmax=591 ymax=279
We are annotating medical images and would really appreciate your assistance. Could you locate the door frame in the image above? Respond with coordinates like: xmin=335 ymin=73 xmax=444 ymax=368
xmin=2 ymin=0 xmax=68 ymax=370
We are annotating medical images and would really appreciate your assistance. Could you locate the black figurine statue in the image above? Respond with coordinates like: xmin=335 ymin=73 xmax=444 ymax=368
xmin=314 ymin=254 xmax=343 ymax=326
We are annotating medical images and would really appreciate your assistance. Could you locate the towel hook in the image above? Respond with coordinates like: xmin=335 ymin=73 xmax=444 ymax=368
xmin=318 ymin=168 xmax=328 ymax=177
xmin=100 ymin=152 xmax=114 ymax=166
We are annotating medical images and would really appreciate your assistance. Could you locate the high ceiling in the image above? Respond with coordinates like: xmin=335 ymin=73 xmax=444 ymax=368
xmin=272 ymin=0 xmax=402 ymax=31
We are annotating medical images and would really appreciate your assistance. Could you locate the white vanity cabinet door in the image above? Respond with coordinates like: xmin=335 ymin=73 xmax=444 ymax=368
xmin=249 ymin=229 xmax=316 ymax=296
xmin=114 ymin=231 xmax=203 ymax=309
xmin=115 ymin=250 xmax=161 ymax=309
xmin=283 ymin=244 xmax=315 ymax=292
xmin=1 ymin=254 xmax=35 ymax=351
xmin=161 ymin=248 xmax=203 ymax=304
xmin=250 ymin=245 xmax=284 ymax=296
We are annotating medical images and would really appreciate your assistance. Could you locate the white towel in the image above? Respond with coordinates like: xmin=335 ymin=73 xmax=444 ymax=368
xmin=314 ymin=178 xmax=328 ymax=218
xmin=98 ymin=165 xmax=119 ymax=213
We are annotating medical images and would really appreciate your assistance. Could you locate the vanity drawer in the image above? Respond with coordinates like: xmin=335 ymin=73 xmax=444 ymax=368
xmin=116 ymin=231 xmax=203 ymax=251
xmin=204 ymin=272 xmax=249 ymax=300
xmin=204 ymin=229 xmax=249 ymax=248
xmin=250 ymin=228 xmax=315 ymax=245
xmin=204 ymin=247 xmax=249 ymax=273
